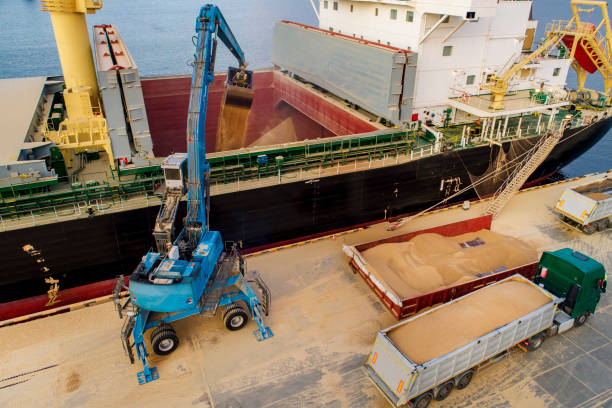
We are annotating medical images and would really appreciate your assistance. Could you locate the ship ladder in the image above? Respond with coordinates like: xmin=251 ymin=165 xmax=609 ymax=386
xmin=199 ymin=253 xmax=232 ymax=317
xmin=484 ymin=121 xmax=567 ymax=217
xmin=246 ymin=270 xmax=271 ymax=316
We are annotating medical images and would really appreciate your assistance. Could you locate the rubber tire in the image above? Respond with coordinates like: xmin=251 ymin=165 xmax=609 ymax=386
xmin=412 ymin=392 xmax=433 ymax=408
xmin=151 ymin=327 xmax=179 ymax=356
xmin=224 ymin=305 xmax=249 ymax=331
xmin=434 ymin=381 xmax=453 ymax=401
xmin=583 ymin=224 xmax=596 ymax=234
xmin=574 ymin=311 xmax=589 ymax=327
xmin=597 ymin=219 xmax=609 ymax=231
xmin=526 ymin=334 xmax=544 ymax=351
xmin=455 ymin=370 xmax=474 ymax=390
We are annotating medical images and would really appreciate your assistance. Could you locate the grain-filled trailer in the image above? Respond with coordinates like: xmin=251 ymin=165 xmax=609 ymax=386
xmin=365 ymin=249 xmax=606 ymax=408
xmin=343 ymin=216 xmax=539 ymax=319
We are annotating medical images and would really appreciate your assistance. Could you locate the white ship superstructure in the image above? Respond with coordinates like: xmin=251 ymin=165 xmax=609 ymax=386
xmin=317 ymin=0 xmax=571 ymax=125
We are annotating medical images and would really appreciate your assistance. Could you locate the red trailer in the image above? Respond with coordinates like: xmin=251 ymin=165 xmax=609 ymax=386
xmin=343 ymin=215 xmax=538 ymax=320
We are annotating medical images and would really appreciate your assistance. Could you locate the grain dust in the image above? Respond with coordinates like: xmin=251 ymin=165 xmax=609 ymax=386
xmin=215 ymin=89 xmax=250 ymax=151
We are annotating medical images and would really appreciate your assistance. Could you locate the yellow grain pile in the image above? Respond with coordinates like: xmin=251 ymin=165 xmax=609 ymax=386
xmin=248 ymin=117 xmax=297 ymax=147
xmin=362 ymin=229 xmax=538 ymax=299
xmin=388 ymin=279 xmax=551 ymax=364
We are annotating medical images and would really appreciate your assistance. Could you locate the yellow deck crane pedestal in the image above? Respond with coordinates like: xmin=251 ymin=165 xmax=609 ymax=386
xmin=40 ymin=0 xmax=115 ymax=169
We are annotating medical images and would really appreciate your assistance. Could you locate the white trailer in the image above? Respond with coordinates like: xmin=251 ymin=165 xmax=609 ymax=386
xmin=364 ymin=274 xmax=574 ymax=408
xmin=555 ymin=176 xmax=612 ymax=234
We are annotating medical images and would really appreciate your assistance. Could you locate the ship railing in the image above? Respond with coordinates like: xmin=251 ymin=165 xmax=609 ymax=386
xmin=208 ymin=112 xmax=589 ymax=196
xmin=0 ymin=193 xmax=162 ymax=232
xmin=209 ymin=144 xmax=439 ymax=195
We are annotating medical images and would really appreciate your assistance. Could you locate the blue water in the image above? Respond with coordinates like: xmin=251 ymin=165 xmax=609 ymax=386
xmin=0 ymin=0 xmax=609 ymax=176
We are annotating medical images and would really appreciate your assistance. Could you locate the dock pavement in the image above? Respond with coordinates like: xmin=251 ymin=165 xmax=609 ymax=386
xmin=1 ymin=171 xmax=611 ymax=408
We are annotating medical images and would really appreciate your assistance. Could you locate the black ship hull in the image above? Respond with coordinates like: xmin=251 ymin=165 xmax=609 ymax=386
xmin=2 ymin=117 xmax=611 ymax=302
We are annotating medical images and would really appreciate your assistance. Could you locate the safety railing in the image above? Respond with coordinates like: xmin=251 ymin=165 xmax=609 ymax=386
xmin=0 ymin=193 xmax=162 ymax=232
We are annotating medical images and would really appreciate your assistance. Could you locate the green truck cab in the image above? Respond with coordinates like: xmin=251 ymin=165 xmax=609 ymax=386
xmin=534 ymin=248 xmax=607 ymax=325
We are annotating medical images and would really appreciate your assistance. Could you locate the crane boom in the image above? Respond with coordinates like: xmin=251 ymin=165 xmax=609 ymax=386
xmin=185 ymin=4 xmax=250 ymax=244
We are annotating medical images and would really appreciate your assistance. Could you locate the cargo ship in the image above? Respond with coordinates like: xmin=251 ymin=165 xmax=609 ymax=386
xmin=1 ymin=0 xmax=611 ymax=310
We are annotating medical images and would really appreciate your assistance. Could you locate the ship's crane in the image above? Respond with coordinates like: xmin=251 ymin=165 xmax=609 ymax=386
xmin=485 ymin=0 xmax=612 ymax=110
xmin=112 ymin=4 xmax=273 ymax=385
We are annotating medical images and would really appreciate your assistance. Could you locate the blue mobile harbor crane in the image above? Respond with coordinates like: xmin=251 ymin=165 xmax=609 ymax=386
xmin=112 ymin=4 xmax=273 ymax=385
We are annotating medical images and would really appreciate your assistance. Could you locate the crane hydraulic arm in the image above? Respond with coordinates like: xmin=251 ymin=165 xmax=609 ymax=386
xmin=185 ymin=5 xmax=251 ymax=237
xmin=153 ymin=4 xmax=254 ymax=253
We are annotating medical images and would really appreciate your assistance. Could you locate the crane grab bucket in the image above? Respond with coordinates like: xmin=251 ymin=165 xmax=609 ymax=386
xmin=225 ymin=66 xmax=254 ymax=108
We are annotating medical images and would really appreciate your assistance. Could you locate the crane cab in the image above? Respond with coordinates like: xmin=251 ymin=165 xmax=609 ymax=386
xmin=161 ymin=153 xmax=188 ymax=194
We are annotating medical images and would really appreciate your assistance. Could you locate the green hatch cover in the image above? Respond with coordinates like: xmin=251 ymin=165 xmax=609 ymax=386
xmin=535 ymin=248 xmax=606 ymax=318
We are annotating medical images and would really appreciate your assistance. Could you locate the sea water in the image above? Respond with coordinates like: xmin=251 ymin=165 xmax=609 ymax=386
xmin=0 ymin=0 xmax=609 ymax=177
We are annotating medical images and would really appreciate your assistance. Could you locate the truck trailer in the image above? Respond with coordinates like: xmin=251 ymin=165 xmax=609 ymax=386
xmin=364 ymin=249 xmax=606 ymax=408
xmin=555 ymin=175 xmax=612 ymax=234
xmin=343 ymin=215 xmax=539 ymax=320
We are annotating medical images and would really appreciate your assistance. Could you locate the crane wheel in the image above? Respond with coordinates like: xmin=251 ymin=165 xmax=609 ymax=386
xmin=151 ymin=326 xmax=179 ymax=355
xmin=224 ymin=304 xmax=249 ymax=331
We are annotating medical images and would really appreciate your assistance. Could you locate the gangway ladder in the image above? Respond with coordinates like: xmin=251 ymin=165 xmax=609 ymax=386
xmin=485 ymin=119 xmax=569 ymax=218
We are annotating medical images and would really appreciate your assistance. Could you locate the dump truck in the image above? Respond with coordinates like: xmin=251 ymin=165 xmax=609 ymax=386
xmin=364 ymin=249 xmax=607 ymax=408
xmin=555 ymin=175 xmax=612 ymax=234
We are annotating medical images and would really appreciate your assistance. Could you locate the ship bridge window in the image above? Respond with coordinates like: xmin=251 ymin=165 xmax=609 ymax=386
xmin=553 ymin=67 xmax=561 ymax=76
xmin=333 ymin=1 xmax=338 ymax=11
xmin=323 ymin=0 xmax=328 ymax=9
xmin=466 ymin=75 xmax=475 ymax=85
xmin=375 ymin=8 xmax=379 ymax=16
xmin=443 ymin=45 xmax=453 ymax=57
xmin=390 ymin=9 xmax=397 ymax=20
xmin=350 ymin=4 xmax=353 ymax=12
xmin=406 ymin=11 xmax=414 ymax=22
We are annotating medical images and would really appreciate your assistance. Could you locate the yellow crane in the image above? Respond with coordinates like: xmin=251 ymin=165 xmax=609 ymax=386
xmin=40 ymin=0 xmax=115 ymax=169
xmin=484 ymin=0 xmax=612 ymax=110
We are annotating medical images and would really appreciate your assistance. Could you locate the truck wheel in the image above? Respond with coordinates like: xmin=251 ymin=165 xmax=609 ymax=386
xmin=574 ymin=311 xmax=589 ymax=327
xmin=455 ymin=370 xmax=474 ymax=390
xmin=411 ymin=392 xmax=433 ymax=408
xmin=151 ymin=326 xmax=179 ymax=355
xmin=583 ymin=224 xmax=596 ymax=234
xmin=526 ymin=334 xmax=545 ymax=351
xmin=434 ymin=381 xmax=453 ymax=401
xmin=224 ymin=305 xmax=249 ymax=331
